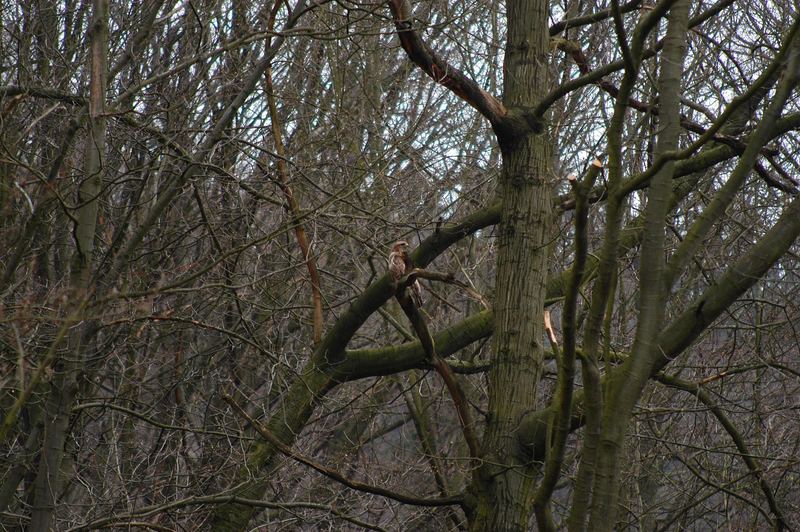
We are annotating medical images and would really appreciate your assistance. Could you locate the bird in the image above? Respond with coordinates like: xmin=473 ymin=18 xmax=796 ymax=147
xmin=388 ymin=240 xmax=423 ymax=306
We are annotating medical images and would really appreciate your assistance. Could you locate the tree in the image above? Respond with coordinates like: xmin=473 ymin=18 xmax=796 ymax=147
xmin=2 ymin=0 xmax=799 ymax=530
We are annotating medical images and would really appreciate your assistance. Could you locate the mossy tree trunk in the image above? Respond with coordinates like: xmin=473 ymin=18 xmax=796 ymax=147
xmin=467 ymin=1 xmax=553 ymax=530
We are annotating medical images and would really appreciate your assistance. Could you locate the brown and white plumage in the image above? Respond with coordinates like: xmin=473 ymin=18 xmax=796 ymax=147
xmin=388 ymin=240 xmax=423 ymax=306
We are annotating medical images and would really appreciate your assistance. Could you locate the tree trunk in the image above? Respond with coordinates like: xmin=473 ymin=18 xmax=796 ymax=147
xmin=585 ymin=1 xmax=690 ymax=526
xmin=467 ymin=1 xmax=552 ymax=530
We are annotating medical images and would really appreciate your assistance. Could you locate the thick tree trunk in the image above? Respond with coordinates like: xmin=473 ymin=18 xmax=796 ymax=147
xmin=467 ymin=1 xmax=552 ymax=530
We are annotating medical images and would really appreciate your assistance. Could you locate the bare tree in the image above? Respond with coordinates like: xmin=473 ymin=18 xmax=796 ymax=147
xmin=2 ymin=1 xmax=799 ymax=530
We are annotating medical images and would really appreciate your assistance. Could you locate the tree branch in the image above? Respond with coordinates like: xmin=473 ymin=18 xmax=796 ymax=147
xmin=392 ymin=289 xmax=480 ymax=461
xmin=264 ymin=61 xmax=325 ymax=344
xmin=66 ymin=492 xmax=387 ymax=531
xmin=535 ymin=167 xmax=597 ymax=527
xmin=520 ymin=187 xmax=800 ymax=457
xmin=386 ymin=0 xmax=542 ymax=141
xmin=401 ymin=267 xmax=490 ymax=309
xmin=387 ymin=0 xmax=507 ymax=126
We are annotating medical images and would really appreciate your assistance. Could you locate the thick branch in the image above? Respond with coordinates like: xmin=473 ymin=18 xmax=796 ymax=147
xmin=619 ymin=18 xmax=800 ymax=197
xmin=0 ymin=85 xmax=85 ymax=105
xmin=393 ymin=289 xmax=480 ymax=460
xmin=387 ymin=0 xmax=506 ymax=125
xmin=387 ymin=0 xmax=542 ymax=141
xmin=318 ymin=201 xmax=500 ymax=364
xmin=665 ymin=27 xmax=800 ymax=286
xmin=556 ymin=112 xmax=800 ymax=212
xmin=338 ymin=310 xmax=493 ymax=380
xmin=534 ymin=168 xmax=597 ymax=524
xmin=520 ymin=188 xmax=800 ymax=455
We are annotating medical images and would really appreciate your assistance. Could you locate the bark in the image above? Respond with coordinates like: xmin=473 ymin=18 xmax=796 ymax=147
xmin=467 ymin=1 xmax=552 ymax=530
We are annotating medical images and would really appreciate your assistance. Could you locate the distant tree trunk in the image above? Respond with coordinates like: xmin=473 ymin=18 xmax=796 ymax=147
xmin=28 ymin=0 xmax=108 ymax=529
xmin=467 ymin=1 xmax=553 ymax=530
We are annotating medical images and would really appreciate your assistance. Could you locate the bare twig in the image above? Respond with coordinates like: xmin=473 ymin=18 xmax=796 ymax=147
xmin=391 ymin=276 xmax=481 ymax=461
xmin=221 ymin=393 xmax=463 ymax=508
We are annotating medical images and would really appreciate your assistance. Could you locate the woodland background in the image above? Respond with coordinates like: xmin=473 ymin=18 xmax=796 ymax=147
xmin=1 ymin=0 xmax=800 ymax=530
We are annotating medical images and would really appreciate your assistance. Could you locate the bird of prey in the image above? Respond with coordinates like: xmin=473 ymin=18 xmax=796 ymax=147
xmin=388 ymin=240 xmax=423 ymax=306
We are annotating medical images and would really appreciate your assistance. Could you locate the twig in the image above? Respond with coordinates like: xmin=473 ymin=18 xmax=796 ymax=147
xmin=221 ymin=393 xmax=463 ymax=508
xmin=392 ymin=287 xmax=481 ymax=462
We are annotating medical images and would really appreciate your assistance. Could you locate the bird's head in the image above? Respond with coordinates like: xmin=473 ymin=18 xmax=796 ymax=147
xmin=391 ymin=240 xmax=409 ymax=252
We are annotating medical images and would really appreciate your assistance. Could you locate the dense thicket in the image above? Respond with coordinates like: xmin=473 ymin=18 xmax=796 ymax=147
xmin=2 ymin=1 xmax=799 ymax=530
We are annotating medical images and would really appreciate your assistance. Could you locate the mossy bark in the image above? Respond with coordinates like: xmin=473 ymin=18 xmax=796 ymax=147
xmin=467 ymin=1 xmax=553 ymax=530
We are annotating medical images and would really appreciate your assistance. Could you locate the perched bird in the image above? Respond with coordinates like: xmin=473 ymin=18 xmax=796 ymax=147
xmin=388 ymin=240 xmax=423 ymax=306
